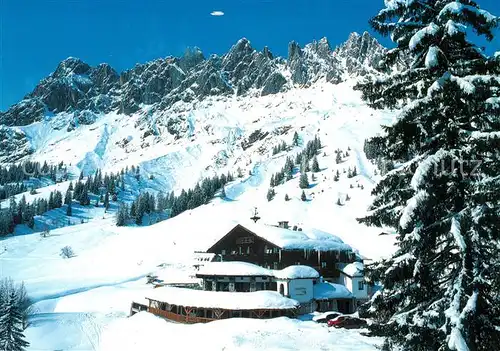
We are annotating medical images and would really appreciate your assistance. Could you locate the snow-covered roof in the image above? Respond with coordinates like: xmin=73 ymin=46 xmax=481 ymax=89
xmin=197 ymin=262 xmax=319 ymax=280
xmin=313 ymin=283 xmax=353 ymax=300
xmin=132 ymin=297 xmax=149 ymax=306
xmin=145 ymin=287 xmax=299 ymax=310
xmin=341 ymin=262 xmax=364 ymax=278
xmin=273 ymin=265 xmax=319 ymax=280
xmin=211 ymin=221 xmax=354 ymax=252
xmin=197 ymin=261 xmax=273 ymax=277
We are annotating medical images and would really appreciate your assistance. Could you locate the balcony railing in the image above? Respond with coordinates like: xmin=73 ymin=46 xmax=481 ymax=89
xmin=148 ymin=307 xmax=215 ymax=324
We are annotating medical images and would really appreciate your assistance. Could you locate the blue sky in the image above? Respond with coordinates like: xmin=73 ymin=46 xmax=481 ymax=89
xmin=1 ymin=0 xmax=499 ymax=111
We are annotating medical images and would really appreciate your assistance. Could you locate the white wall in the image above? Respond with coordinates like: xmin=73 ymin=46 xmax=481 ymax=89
xmin=342 ymin=275 xmax=368 ymax=300
xmin=276 ymin=280 xmax=289 ymax=297
xmin=287 ymin=279 xmax=314 ymax=303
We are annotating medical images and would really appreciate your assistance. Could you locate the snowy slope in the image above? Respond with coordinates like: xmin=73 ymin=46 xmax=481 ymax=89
xmin=0 ymin=80 xmax=397 ymax=351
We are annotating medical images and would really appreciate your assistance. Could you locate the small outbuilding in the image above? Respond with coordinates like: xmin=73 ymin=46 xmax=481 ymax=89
xmin=339 ymin=262 xmax=368 ymax=305
xmin=273 ymin=265 xmax=319 ymax=314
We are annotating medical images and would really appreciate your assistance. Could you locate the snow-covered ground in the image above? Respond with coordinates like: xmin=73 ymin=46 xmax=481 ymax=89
xmin=1 ymin=81 xmax=397 ymax=350
xmin=100 ymin=312 xmax=383 ymax=351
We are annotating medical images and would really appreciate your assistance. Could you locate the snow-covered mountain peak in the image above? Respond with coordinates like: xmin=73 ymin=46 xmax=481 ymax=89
xmin=0 ymin=32 xmax=395 ymax=164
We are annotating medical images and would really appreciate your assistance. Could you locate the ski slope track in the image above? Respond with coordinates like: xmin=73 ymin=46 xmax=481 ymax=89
xmin=0 ymin=80 xmax=397 ymax=350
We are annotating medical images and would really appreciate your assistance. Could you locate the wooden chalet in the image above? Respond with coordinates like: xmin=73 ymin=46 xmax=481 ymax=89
xmin=205 ymin=222 xmax=358 ymax=280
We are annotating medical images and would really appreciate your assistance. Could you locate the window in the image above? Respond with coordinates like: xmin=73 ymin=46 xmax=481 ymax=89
xmin=246 ymin=246 xmax=250 ymax=254
xmin=358 ymin=281 xmax=364 ymax=290
xmin=295 ymin=287 xmax=306 ymax=296
xmin=273 ymin=262 xmax=278 ymax=269
xmin=221 ymin=250 xmax=226 ymax=255
xmin=321 ymin=262 xmax=327 ymax=268
xmin=238 ymin=246 xmax=242 ymax=255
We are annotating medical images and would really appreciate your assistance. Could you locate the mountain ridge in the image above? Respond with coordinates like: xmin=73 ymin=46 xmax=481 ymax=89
xmin=0 ymin=31 xmax=388 ymax=126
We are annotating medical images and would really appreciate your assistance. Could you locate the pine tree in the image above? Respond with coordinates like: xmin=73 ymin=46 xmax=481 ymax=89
xmin=66 ymin=200 xmax=72 ymax=217
xmin=79 ymin=186 xmax=90 ymax=206
xmin=64 ymin=189 xmax=72 ymax=206
xmin=26 ymin=206 xmax=34 ymax=229
xmin=293 ymin=131 xmax=299 ymax=146
xmin=54 ymin=191 xmax=63 ymax=208
xmin=334 ymin=170 xmax=340 ymax=182
xmin=116 ymin=203 xmax=127 ymax=227
xmin=104 ymin=192 xmax=110 ymax=212
xmin=312 ymin=156 xmax=320 ymax=172
xmin=300 ymin=190 xmax=306 ymax=202
xmin=285 ymin=194 xmax=290 ymax=201
xmin=266 ymin=188 xmax=275 ymax=202
xmin=299 ymin=172 xmax=309 ymax=189
xmin=0 ymin=291 xmax=30 ymax=351
xmin=335 ymin=152 xmax=342 ymax=164
xmin=356 ymin=1 xmax=500 ymax=350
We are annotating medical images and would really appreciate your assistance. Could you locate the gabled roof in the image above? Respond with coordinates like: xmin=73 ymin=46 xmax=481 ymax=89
xmin=340 ymin=262 xmax=364 ymax=278
xmin=206 ymin=221 xmax=354 ymax=253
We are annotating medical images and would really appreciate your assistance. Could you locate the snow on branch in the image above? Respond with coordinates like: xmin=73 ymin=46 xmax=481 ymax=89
xmin=409 ymin=23 xmax=440 ymax=51
xmin=425 ymin=46 xmax=444 ymax=68
xmin=399 ymin=190 xmax=429 ymax=230
xmin=445 ymin=20 xmax=467 ymax=36
xmin=439 ymin=2 xmax=498 ymax=25
xmin=410 ymin=149 xmax=450 ymax=190
xmin=427 ymin=72 xmax=477 ymax=97
xmin=450 ymin=215 xmax=466 ymax=252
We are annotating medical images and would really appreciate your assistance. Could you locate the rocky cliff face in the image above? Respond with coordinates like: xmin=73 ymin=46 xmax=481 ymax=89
xmin=0 ymin=31 xmax=391 ymax=129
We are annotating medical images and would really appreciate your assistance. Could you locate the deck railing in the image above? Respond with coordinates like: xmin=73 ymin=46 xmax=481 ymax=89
xmin=148 ymin=307 xmax=215 ymax=324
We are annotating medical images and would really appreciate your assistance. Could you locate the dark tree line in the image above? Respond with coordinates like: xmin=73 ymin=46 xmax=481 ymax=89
xmin=272 ymin=140 xmax=289 ymax=156
xmin=267 ymin=136 xmax=322 ymax=201
xmin=0 ymin=190 xmax=64 ymax=236
xmin=0 ymin=161 xmax=69 ymax=201
xmin=0 ymin=161 xmax=67 ymax=186
xmin=270 ymin=135 xmax=322 ymax=188
xmin=0 ymin=183 xmax=28 ymax=201
xmin=116 ymin=172 xmax=234 ymax=226
xmin=0 ymin=165 xmax=133 ymax=235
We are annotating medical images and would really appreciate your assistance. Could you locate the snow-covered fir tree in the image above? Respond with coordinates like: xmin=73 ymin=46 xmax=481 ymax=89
xmin=0 ymin=291 xmax=30 ymax=351
xmin=312 ymin=156 xmax=320 ymax=172
xmin=300 ymin=190 xmax=307 ymax=201
xmin=299 ymin=172 xmax=309 ymax=189
xmin=356 ymin=1 xmax=500 ymax=350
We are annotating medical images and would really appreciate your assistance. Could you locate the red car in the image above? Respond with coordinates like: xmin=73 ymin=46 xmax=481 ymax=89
xmin=327 ymin=316 xmax=368 ymax=329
